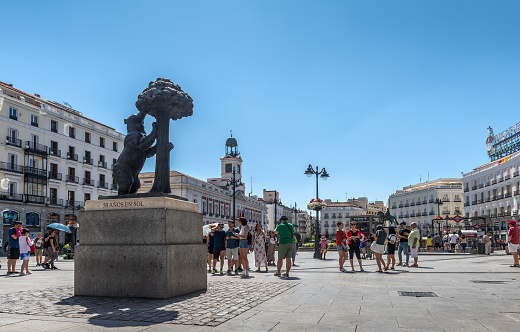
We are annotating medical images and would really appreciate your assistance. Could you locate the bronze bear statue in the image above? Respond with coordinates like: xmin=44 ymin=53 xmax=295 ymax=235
xmin=112 ymin=111 xmax=157 ymax=195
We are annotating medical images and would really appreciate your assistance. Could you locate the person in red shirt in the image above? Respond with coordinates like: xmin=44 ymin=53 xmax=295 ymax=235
xmin=346 ymin=222 xmax=364 ymax=272
xmin=507 ymin=220 xmax=520 ymax=267
xmin=336 ymin=222 xmax=348 ymax=272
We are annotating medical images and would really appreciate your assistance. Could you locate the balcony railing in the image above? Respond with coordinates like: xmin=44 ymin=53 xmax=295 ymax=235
xmin=416 ymin=201 xmax=422 ymax=206
xmin=514 ymin=171 xmax=519 ymax=177
xmin=505 ymin=192 xmax=512 ymax=198
xmin=454 ymin=198 xmax=461 ymax=202
xmin=477 ymin=199 xmax=482 ymax=204
xmin=464 ymin=202 xmax=470 ymax=207
xmin=47 ymin=198 xmax=64 ymax=206
xmin=67 ymin=153 xmax=78 ymax=161
xmin=513 ymin=210 xmax=519 ymax=216
xmin=471 ymin=200 xmax=477 ymax=205
xmin=65 ymin=200 xmax=84 ymax=208
xmin=492 ymin=179 xmax=497 ymax=185
xmin=399 ymin=204 xmax=403 ymax=208
xmin=0 ymin=162 xmax=24 ymax=174
xmin=404 ymin=203 xmax=409 ymax=207
xmin=422 ymin=200 xmax=427 ymax=204
xmin=472 ymin=185 xmax=477 ymax=190
xmin=0 ymin=192 xmax=23 ymax=202
xmin=429 ymin=211 xmax=435 ymax=215
xmin=479 ymin=183 xmax=484 ymax=188
xmin=485 ymin=197 xmax=491 ymax=202
xmin=410 ymin=213 xmax=416 ymax=217
xmin=25 ymin=195 xmax=46 ymax=204
xmin=25 ymin=141 xmax=48 ymax=154
xmin=429 ymin=199 xmax=434 ymax=203
xmin=404 ymin=214 xmax=409 ymax=218
xmin=497 ymin=193 xmax=504 ymax=199
xmin=48 ymin=172 xmax=62 ymax=180
xmin=66 ymin=175 xmax=79 ymax=183
xmin=486 ymin=181 xmax=490 ymax=187
xmin=464 ymin=188 xmax=470 ymax=193
xmin=6 ymin=136 xmax=22 ymax=148
xmin=111 ymin=183 xmax=118 ymax=191
xmin=83 ymin=157 xmax=94 ymax=165
xmin=422 ymin=212 xmax=428 ymax=216
xmin=515 ymin=190 xmax=520 ymax=196
xmin=442 ymin=198 xmax=450 ymax=202
xmin=49 ymin=148 xmax=61 ymax=157
xmin=98 ymin=181 xmax=108 ymax=189
xmin=83 ymin=178 xmax=95 ymax=186
xmin=505 ymin=175 xmax=511 ymax=180
xmin=24 ymin=166 xmax=47 ymax=178
xmin=410 ymin=202 xmax=415 ymax=206
xmin=98 ymin=161 xmax=107 ymax=169
xmin=490 ymin=214 xmax=497 ymax=218
xmin=391 ymin=205 xmax=397 ymax=209
xmin=498 ymin=177 xmax=504 ymax=183
xmin=498 ymin=212 xmax=504 ymax=217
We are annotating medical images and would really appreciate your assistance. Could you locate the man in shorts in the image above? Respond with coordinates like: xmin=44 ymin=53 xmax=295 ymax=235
xmin=433 ymin=233 xmax=441 ymax=252
xmin=507 ymin=220 xmax=520 ymax=267
xmin=34 ymin=232 xmax=43 ymax=266
xmin=274 ymin=216 xmax=295 ymax=279
xmin=7 ymin=221 xmax=22 ymax=274
xmin=408 ymin=222 xmax=420 ymax=267
xmin=449 ymin=231 xmax=459 ymax=253
xmin=346 ymin=222 xmax=364 ymax=272
xmin=225 ymin=220 xmax=240 ymax=275
xmin=212 ymin=223 xmax=226 ymax=275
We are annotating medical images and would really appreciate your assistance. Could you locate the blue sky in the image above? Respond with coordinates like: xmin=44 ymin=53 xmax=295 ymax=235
xmin=2 ymin=1 xmax=520 ymax=210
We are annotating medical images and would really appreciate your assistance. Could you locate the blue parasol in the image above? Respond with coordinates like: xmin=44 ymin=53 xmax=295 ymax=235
xmin=47 ymin=223 xmax=71 ymax=233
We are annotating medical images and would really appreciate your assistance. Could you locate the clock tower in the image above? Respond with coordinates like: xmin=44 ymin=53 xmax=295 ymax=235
xmin=221 ymin=132 xmax=243 ymax=184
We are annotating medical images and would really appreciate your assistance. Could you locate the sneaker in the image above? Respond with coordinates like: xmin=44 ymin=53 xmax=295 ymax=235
xmin=208 ymin=269 xmax=211 ymax=273
xmin=237 ymin=267 xmax=243 ymax=272
xmin=360 ymin=268 xmax=364 ymax=272
xmin=404 ymin=263 xmax=409 ymax=267
xmin=227 ymin=269 xmax=231 ymax=274
xmin=235 ymin=270 xmax=239 ymax=275
xmin=340 ymin=268 xmax=347 ymax=272
xmin=51 ymin=266 xmax=58 ymax=270
xmin=351 ymin=268 xmax=355 ymax=272
xmin=397 ymin=262 xmax=403 ymax=266
xmin=211 ymin=269 xmax=216 ymax=275
xmin=245 ymin=270 xmax=249 ymax=277
xmin=220 ymin=269 xmax=223 ymax=275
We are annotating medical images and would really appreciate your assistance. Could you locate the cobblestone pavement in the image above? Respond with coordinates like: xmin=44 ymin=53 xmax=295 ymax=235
xmin=0 ymin=280 xmax=297 ymax=327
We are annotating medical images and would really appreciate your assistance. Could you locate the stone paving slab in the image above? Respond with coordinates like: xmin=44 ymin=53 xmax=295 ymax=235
xmin=0 ymin=280 xmax=297 ymax=327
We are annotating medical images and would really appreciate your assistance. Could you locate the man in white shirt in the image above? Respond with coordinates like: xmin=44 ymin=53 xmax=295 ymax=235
xmin=449 ymin=232 xmax=459 ymax=253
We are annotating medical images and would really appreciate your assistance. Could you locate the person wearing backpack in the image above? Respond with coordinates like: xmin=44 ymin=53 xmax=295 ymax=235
xmin=273 ymin=216 xmax=296 ymax=279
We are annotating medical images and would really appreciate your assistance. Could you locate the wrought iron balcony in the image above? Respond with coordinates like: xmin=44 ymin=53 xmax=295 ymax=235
xmin=464 ymin=187 xmax=470 ymax=192
xmin=399 ymin=204 xmax=403 ymax=208
xmin=429 ymin=199 xmax=434 ymax=203
xmin=49 ymin=148 xmax=61 ymax=157
xmin=410 ymin=202 xmax=415 ymax=206
xmin=515 ymin=190 xmax=520 ymax=196
xmin=472 ymin=200 xmax=477 ymax=205
xmin=65 ymin=200 xmax=84 ymax=208
xmin=454 ymin=198 xmax=461 ymax=202
xmin=479 ymin=183 xmax=484 ymax=188
xmin=391 ymin=205 xmax=397 ymax=209
xmin=25 ymin=195 xmax=46 ymax=204
xmin=47 ymin=198 xmax=64 ymax=206
xmin=98 ymin=161 xmax=107 ymax=169
xmin=442 ymin=198 xmax=450 ymax=202
xmin=422 ymin=200 xmax=427 ymax=204
xmin=48 ymin=172 xmax=62 ymax=180
xmin=83 ymin=178 xmax=95 ymax=186
xmin=514 ymin=171 xmax=519 ymax=177
xmin=498 ymin=177 xmax=504 ymax=183
xmin=505 ymin=192 xmax=512 ymax=198
xmin=497 ymin=193 xmax=504 ymax=199
xmin=111 ymin=183 xmax=118 ymax=191
xmin=404 ymin=203 xmax=409 ymax=207
xmin=67 ymin=153 xmax=78 ymax=161
xmin=6 ymin=136 xmax=22 ymax=148
xmin=66 ymin=175 xmax=79 ymax=183
xmin=472 ymin=185 xmax=477 ymax=190
xmin=410 ymin=212 xmax=416 ymax=217
xmin=0 ymin=162 xmax=24 ymax=174
xmin=0 ymin=192 xmax=23 ymax=202
xmin=492 ymin=179 xmax=497 ymax=185
xmin=98 ymin=181 xmax=108 ymax=189
xmin=24 ymin=166 xmax=47 ymax=178
xmin=429 ymin=211 xmax=435 ymax=215
xmin=505 ymin=175 xmax=511 ymax=180
xmin=25 ymin=141 xmax=48 ymax=154
xmin=83 ymin=157 xmax=94 ymax=165
xmin=485 ymin=181 xmax=490 ymax=187
xmin=486 ymin=197 xmax=491 ymax=202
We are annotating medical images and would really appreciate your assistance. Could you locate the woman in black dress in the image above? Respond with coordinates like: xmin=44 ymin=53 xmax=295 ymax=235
xmin=386 ymin=227 xmax=397 ymax=270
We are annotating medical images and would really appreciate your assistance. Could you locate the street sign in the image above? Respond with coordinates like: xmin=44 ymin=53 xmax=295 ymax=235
xmin=474 ymin=224 xmax=482 ymax=230
xmin=452 ymin=215 xmax=463 ymax=222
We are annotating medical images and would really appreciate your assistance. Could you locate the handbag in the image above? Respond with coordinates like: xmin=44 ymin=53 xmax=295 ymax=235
xmin=28 ymin=238 xmax=35 ymax=253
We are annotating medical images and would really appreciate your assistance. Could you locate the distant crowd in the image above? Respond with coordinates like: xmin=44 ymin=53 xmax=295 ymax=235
xmin=4 ymin=221 xmax=76 ymax=275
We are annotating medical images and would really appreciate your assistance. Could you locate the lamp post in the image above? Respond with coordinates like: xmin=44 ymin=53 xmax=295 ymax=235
xmin=304 ymin=164 xmax=330 ymax=259
xmin=227 ymin=167 xmax=242 ymax=222
xmin=293 ymin=202 xmax=298 ymax=234
xmin=66 ymin=201 xmax=82 ymax=248
xmin=434 ymin=198 xmax=443 ymax=235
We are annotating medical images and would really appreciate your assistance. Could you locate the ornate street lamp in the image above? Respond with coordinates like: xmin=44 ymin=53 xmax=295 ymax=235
xmin=227 ymin=167 xmax=243 ymax=222
xmin=304 ymin=164 xmax=330 ymax=259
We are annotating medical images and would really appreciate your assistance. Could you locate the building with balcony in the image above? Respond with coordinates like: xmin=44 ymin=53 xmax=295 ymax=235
xmin=1 ymin=81 xmax=123 ymax=246
xmin=462 ymin=151 xmax=520 ymax=233
xmin=138 ymin=134 xmax=267 ymax=228
xmin=388 ymin=178 xmax=463 ymax=235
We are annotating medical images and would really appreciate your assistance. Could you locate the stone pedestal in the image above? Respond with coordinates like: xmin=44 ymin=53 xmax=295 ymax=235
xmin=74 ymin=197 xmax=207 ymax=299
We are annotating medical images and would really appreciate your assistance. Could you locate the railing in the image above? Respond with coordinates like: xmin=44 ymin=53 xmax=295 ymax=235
xmin=505 ymin=211 xmax=512 ymax=216
xmin=98 ymin=161 xmax=107 ymax=169
xmin=498 ymin=177 xmax=504 ymax=183
xmin=404 ymin=203 xmax=409 ymax=207
xmin=67 ymin=153 xmax=78 ymax=161
xmin=477 ymin=199 xmax=482 ymax=204
xmin=25 ymin=141 xmax=48 ymax=154
xmin=0 ymin=162 xmax=24 ymax=173
xmin=505 ymin=192 xmax=512 ymax=198
xmin=472 ymin=185 xmax=477 ymax=190
xmin=66 ymin=175 xmax=79 ymax=183
xmin=6 ymin=136 xmax=22 ymax=148
xmin=422 ymin=212 xmax=428 ymax=216
xmin=486 ymin=181 xmax=490 ymax=187
xmin=513 ymin=210 xmax=519 ymax=216
xmin=429 ymin=199 xmax=434 ymax=203
xmin=83 ymin=157 xmax=93 ymax=165
xmin=472 ymin=200 xmax=477 ymax=205
xmin=490 ymin=214 xmax=497 ymax=218
xmin=410 ymin=212 xmax=415 ymax=217
xmin=497 ymin=193 xmax=504 ymax=199
xmin=65 ymin=200 xmax=84 ymax=208
xmin=464 ymin=202 xmax=470 ymax=207
xmin=25 ymin=195 xmax=45 ymax=204
xmin=464 ymin=187 xmax=469 ymax=192
xmin=442 ymin=198 xmax=450 ymax=202
xmin=443 ymin=210 xmax=450 ymax=215
xmin=505 ymin=175 xmax=511 ymax=180
xmin=398 ymin=204 xmax=403 ymax=208
xmin=0 ymin=192 xmax=23 ymax=202
xmin=49 ymin=148 xmax=61 ymax=157
xmin=47 ymin=198 xmax=64 ymax=206
xmin=498 ymin=212 xmax=504 ymax=217
xmin=9 ymin=114 xmax=17 ymax=120
xmin=491 ymin=196 xmax=497 ymax=201
xmin=51 ymin=127 xmax=58 ymax=133
xmin=515 ymin=190 xmax=520 ymax=196
xmin=24 ymin=166 xmax=47 ymax=177
xmin=492 ymin=179 xmax=497 ymax=185
xmin=454 ymin=211 xmax=461 ymax=215
xmin=454 ymin=198 xmax=461 ymax=202
xmin=111 ymin=183 xmax=118 ymax=190
xmin=416 ymin=201 xmax=422 ymax=206
xmin=404 ymin=214 xmax=409 ymax=218
xmin=98 ymin=181 xmax=108 ymax=189
xmin=429 ymin=211 xmax=435 ymax=215
xmin=410 ymin=202 xmax=415 ymax=206
xmin=83 ymin=178 xmax=95 ymax=186
xmin=479 ymin=183 xmax=484 ymax=188
xmin=48 ymin=172 xmax=62 ymax=180
xmin=514 ymin=171 xmax=519 ymax=177
xmin=486 ymin=197 xmax=491 ymax=202
xmin=422 ymin=200 xmax=427 ymax=204
xmin=391 ymin=205 xmax=397 ymax=209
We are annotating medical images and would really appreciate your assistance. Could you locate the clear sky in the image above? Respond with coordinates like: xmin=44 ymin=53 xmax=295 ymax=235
xmin=2 ymin=1 xmax=520 ymax=210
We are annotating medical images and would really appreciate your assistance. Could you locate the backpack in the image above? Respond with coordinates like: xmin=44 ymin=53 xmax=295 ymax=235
xmin=247 ymin=230 xmax=252 ymax=246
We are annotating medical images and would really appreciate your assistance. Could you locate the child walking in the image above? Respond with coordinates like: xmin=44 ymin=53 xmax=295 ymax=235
xmin=19 ymin=229 xmax=33 ymax=276
xmin=319 ymin=234 xmax=328 ymax=260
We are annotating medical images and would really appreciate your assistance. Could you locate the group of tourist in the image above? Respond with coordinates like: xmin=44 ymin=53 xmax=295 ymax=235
xmin=4 ymin=222 xmax=78 ymax=276
xmin=205 ymin=216 xmax=297 ymax=279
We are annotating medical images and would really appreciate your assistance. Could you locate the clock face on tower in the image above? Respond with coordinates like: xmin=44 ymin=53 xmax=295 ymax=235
xmin=225 ymin=164 xmax=232 ymax=173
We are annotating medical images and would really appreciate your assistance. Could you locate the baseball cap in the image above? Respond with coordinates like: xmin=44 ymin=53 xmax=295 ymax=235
xmin=280 ymin=216 xmax=288 ymax=221
xmin=508 ymin=220 xmax=517 ymax=224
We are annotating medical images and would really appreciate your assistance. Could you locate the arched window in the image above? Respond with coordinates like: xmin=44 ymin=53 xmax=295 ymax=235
xmin=26 ymin=212 xmax=40 ymax=226
xmin=2 ymin=210 xmax=19 ymax=225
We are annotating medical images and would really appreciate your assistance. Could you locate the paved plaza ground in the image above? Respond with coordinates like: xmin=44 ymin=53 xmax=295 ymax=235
xmin=1 ymin=251 xmax=519 ymax=331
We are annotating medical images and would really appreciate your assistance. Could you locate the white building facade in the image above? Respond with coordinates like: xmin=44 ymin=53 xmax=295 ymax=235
xmin=388 ymin=179 xmax=463 ymax=235
xmin=1 ymin=81 xmax=123 ymax=247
